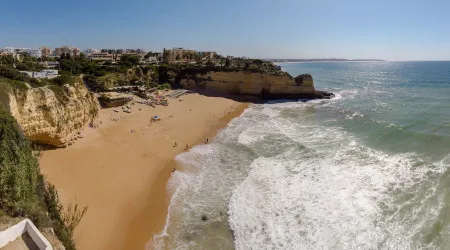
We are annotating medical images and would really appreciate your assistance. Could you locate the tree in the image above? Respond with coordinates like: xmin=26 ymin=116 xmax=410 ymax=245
xmin=224 ymin=58 xmax=231 ymax=68
xmin=205 ymin=60 xmax=215 ymax=68
xmin=120 ymin=55 xmax=140 ymax=66
xmin=0 ymin=65 xmax=30 ymax=82
xmin=195 ymin=53 xmax=202 ymax=63
xmin=78 ymin=53 xmax=87 ymax=61
xmin=135 ymin=67 xmax=144 ymax=79
xmin=0 ymin=55 xmax=15 ymax=66
xmin=243 ymin=62 xmax=250 ymax=71
xmin=252 ymin=59 xmax=264 ymax=66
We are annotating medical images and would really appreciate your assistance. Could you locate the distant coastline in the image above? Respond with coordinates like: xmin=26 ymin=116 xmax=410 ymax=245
xmin=269 ymin=58 xmax=385 ymax=63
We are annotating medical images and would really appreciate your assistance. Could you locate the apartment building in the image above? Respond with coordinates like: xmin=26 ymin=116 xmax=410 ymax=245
xmin=25 ymin=48 xmax=41 ymax=58
xmin=163 ymin=48 xmax=197 ymax=63
xmin=0 ymin=47 xmax=41 ymax=58
xmin=88 ymin=52 xmax=114 ymax=61
xmin=54 ymin=46 xmax=80 ymax=57
xmin=115 ymin=52 xmax=140 ymax=61
xmin=198 ymin=51 xmax=217 ymax=59
xmin=40 ymin=46 xmax=52 ymax=57
xmin=84 ymin=48 xmax=100 ymax=55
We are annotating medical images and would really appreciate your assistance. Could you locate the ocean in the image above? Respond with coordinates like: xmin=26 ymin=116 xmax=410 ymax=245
xmin=153 ymin=61 xmax=450 ymax=249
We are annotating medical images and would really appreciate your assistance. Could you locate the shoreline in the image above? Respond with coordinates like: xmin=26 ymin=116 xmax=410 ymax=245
xmin=39 ymin=92 xmax=249 ymax=249
xmin=141 ymin=103 xmax=249 ymax=250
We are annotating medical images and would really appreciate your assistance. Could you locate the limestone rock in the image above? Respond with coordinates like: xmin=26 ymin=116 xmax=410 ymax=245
xmin=180 ymin=71 xmax=332 ymax=99
xmin=4 ymin=80 xmax=99 ymax=147
xmin=97 ymin=92 xmax=133 ymax=108
xmin=294 ymin=74 xmax=314 ymax=86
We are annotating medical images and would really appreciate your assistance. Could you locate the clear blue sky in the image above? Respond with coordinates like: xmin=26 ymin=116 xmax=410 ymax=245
xmin=2 ymin=0 xmax=450 ymax=61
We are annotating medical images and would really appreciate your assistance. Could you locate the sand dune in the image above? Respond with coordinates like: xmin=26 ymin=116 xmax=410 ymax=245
xmin=39 ymin=93 xmax=248 ymax=249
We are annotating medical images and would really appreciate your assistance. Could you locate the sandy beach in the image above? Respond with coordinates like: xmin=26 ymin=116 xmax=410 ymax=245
xmin=39 ymin=92 xmax=248 ymax=250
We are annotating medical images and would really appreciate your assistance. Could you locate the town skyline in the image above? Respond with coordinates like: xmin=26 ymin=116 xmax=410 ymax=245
xmin=4 ymin=0 xmax=450 ymax=61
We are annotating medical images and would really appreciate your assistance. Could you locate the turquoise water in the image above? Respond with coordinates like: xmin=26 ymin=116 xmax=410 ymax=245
xmin=282 ymin=61 xmax=450 ymax=159
xmin=153 ymin=62 xmax=450 ymax=249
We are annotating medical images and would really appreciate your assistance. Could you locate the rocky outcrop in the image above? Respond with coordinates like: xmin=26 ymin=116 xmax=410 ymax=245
xmin=98 ymin=92 xmax=133 ymax=108
xmin=180 ymin=72 xmax=334 ymax=99
xmin=2 ymin=79 xmax=99 ymax=147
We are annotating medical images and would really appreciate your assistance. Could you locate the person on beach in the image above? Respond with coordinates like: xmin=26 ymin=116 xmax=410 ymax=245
xmin=204 ymin=138 xmax=208 ymax=144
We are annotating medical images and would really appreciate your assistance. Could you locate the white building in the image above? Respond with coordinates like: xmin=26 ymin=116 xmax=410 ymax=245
xmin=147 ymin=56 xmax=158 ymax=64
xmin=0 ymin=47 xmax=16 ymax=54
xmin=0 ymin=47 xmax=42 ymax=58
xmin=25 ymin=48 xmax=42 ymax=58
xmin=20 ymin=70 xmax=59 ymax=79
xmin=84 ymin=48 xmax=100 ymax=55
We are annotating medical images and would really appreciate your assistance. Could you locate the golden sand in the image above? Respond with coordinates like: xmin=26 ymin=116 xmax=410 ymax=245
xmin=39 ymin=93 xmax=248 ymax=250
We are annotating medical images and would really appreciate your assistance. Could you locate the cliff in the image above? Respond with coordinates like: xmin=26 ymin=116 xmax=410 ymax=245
xmin=0 ymin=78 xmax=99 ymax=147
xmin=85 ymin=66 xmax=158 ymax=91
xmin=180 ymin=71 xmax=333 ymax=99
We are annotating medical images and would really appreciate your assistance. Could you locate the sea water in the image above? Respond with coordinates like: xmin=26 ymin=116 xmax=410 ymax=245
xmin=153 ymin=62 xmax=450 ymax=249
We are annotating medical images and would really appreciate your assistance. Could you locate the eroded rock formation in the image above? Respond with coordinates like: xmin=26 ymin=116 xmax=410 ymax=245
xmin=1 ymin=80 xmax=99 ymax=147
xmin=180 ymin=72 xmax=333 ymax=99
xmin=98 ymin=92 xmax=133 ymax=108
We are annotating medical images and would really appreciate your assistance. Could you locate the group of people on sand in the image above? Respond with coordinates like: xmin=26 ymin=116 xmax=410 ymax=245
xmin=171 ymin=138 xmax=208 ymax=173
xmin=173 ymin=138 xmax=208 ymax=150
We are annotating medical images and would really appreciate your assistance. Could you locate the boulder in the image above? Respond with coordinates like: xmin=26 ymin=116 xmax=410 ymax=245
xmin=98 ymin=93 xmax=133 ymax=108
xmin=294 ymin=74 xmax=314 ymax=86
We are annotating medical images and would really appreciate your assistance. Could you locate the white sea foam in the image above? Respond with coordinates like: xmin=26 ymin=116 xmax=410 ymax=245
xmin=152 ymin=97 xmax=448 ymax=249
xmin=228 ymin=102 xmax=447 ymax=250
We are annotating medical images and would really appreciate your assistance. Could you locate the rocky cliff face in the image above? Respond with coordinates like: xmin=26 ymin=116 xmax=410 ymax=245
xmin=180 ymin=71 xmax=332 ymax=99
xmin=2 ymin=79 xmax=99 ymax=147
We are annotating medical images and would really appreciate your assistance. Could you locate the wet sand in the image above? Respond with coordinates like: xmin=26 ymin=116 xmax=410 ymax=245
xmin=39 ymin=93 xmax=248 ymax=250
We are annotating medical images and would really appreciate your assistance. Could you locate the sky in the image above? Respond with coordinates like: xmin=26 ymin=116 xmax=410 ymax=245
xmin=2 ymin=0 xmax=450 ymax=61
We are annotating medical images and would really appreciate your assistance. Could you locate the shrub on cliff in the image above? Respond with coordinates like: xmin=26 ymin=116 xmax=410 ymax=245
xmin=158 ymin=83 xmax=171 ymax=90
xmin=0 ymin=109 xmax=86 ymax=249
xmin=0 ymin=65 xmax=31 ymax=82
xmin=0 ymin=109 xmax=40 ymax=209
xmin=51 ymin=74 xmax=76 ymax=86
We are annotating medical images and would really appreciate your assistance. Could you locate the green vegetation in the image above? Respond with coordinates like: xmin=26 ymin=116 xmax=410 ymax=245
xmin=156 ymin=59 xmax=289 ymax=88
xmin=47 ymin=85 xmax=71 ymax=103
xmin=1 ymin=51 xmax=288 ymax=95
xmin=0 ymin=57 xmax=79 ymax=91
xmin=0 ymin=54 xmax=44 ymax=72
xmin=0 ymin=109 xmax=86 ymax=249
xmin=158 ymin=83 xmax=171 ymax=90
xmin=0 ymin=65 xmax=31 ymax=82
xmin=119 ymin=55 xmax=141 ymax=67
xmin=15 ymin=54 xmax=45 ymax=71
xmin=51 ymin=74 xmax=76 ymax=86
